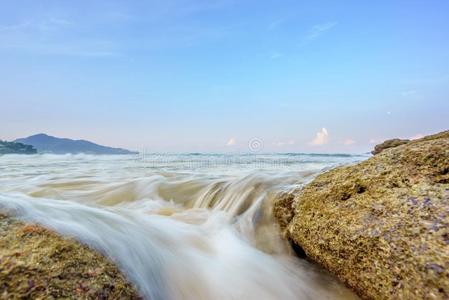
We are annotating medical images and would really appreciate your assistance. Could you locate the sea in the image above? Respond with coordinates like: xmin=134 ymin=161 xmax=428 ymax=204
xmin=0 ymin=153 xmax=368 ymax=300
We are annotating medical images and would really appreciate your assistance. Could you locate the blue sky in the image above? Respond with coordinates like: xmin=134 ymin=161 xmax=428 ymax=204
xmin=1 ymin=0 xmax=448 ymax=153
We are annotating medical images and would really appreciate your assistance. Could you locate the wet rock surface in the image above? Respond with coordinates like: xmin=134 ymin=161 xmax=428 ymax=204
xmin=275 ymin=130 xmax=449 ymax=299
xmin=0 ymin=215 xmax=141 ymax=299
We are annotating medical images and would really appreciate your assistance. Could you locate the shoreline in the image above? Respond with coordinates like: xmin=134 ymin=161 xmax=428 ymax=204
xmin=3 ymin=131 xmax=447 ymax=300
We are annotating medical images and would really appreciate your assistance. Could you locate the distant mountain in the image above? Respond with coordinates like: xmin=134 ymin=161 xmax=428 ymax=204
xmin=0 ymin=140 xmax=37 ymax=154
xmin=15 ymin=134 xmax=138 ymax=155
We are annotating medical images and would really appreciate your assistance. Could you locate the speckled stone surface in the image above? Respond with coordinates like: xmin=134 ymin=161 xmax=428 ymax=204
xmin=0 ymin=215 xmax=141 ymax=299
xmin=275 ymin=131 xmax=449 ymax=299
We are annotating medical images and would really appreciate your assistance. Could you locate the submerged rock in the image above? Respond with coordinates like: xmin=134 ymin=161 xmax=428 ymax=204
xmin=0 ymin=215 xmax=140 ymax=299
xmin=275 ymin=130 xmax=449 ymax=299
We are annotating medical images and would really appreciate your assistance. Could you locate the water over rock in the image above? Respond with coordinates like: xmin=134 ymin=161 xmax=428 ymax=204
xmin=0 ymin=215 xmax=140 ymax=299
xmin=275 ymin=130 xmax=449 ymax=299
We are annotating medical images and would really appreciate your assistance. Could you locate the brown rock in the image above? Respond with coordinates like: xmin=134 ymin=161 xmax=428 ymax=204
xmin=275 ymin=130 xmax=449 ymax=299
xmin=0 ymin=215 xmax=141 ymax=299
xmin=371 ymin=138 xmax=410 ymax=155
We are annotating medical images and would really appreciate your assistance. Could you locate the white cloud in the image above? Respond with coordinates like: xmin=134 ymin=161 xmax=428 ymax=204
xmin=309 ymin=128 xmax=329 ymax=146
xmin=0 ymin=16 xmax=121 ymax=58
xmin=410 ymin=133 xmax=424 ymax=140
xmin=0 ymin=17 xmax=73 ymax=34
xmin=343 ymin=139 xmax=356 ymax=145
xmin=268 ymin=18 xmax=286 ymax=31
xmin=305 ymin=22 xmax=338 ymax=40
xmin=226 ymin=137 xmax=236 ymax=146
xmin=270 ymin=52 xmax=283 ymax=60
xmin=369 ymin=138 xmax=379 ymax=144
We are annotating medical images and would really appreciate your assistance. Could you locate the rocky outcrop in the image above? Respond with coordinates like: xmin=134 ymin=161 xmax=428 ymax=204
xmin=275 ymin=130 xmax=449 ymax=299
xmin=0 ymin=215 xmax=140 ymax=299
xmin=371 ymin=138 xmax=409 ymax=155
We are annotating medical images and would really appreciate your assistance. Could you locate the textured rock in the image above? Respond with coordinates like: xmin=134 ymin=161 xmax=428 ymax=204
xmin=276 ymin=130 xmax=449 ymax=299
xmin=0 ymin=215 xmax=141 ymax=299
xmin=371 ymin=138 xmax=410 ymax=155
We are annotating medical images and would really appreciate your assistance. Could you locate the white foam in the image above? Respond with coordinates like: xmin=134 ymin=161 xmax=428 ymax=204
xmin=0 ymin=154 xmax=362 ymax=300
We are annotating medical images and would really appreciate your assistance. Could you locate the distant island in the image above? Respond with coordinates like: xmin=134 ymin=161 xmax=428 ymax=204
xmin=14 ymin=134 xmax=138 ymax=155
xmin=0 ymin=140 xmax=37 ymax=154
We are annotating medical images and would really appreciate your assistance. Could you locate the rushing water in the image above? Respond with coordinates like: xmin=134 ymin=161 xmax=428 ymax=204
xmin=0 ymin=153 xmax=366 ymax=300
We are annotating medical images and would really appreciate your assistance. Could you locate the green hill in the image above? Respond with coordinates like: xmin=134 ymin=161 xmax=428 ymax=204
xmin=0 ymin=140 xmax=37 ymax=154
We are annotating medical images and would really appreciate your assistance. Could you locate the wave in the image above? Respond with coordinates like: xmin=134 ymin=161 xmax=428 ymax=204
xmin=0 ymin=155 xmax=361 ymax=299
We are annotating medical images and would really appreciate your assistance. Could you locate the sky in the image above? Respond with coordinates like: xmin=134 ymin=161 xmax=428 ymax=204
xmin=1 ymin=0 xmax=448 ymax=153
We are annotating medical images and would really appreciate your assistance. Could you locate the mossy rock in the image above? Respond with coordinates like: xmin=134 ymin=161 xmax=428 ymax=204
xmin=0 ymin=215 xmax=141 ymax=299
xmin=371 ymin=138 xmax=409 ymax=155
xmin=275 ymin=130 xmax=449 ymax=299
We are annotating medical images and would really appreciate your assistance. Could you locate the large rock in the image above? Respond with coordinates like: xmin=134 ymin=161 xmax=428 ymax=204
xmin=371 ymin=138 xmax=410 ymax=155
xmin=275 ymin=130 xmax=449 ymax=299
xmin=0 ymin=215 xmax=140 ymax=299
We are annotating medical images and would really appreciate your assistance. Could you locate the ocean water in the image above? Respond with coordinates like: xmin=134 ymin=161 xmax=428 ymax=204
xmin=0 ymin=153 xmax=366 ymax=300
